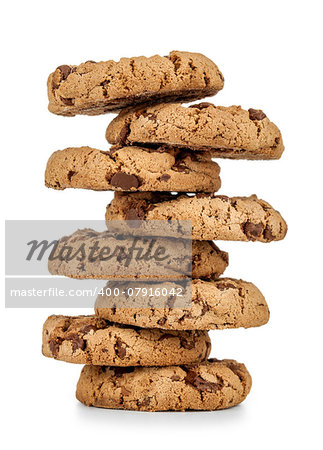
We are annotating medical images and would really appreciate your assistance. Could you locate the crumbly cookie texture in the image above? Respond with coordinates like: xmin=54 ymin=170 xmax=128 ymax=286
xmin=95 ymin=278 xmax=269 ymax=330
xmin=47 ymin=51 xmax=224 ymax=116
xmin=105 ymin=192 xmax=288 ymax=242
xmin=45 ymin=146 xmax=221 ymax=193
xmin=76 ymin=358 xmax=252 ymax=411
xmin=42 ymin=315 xmax=211 ymax=366
xmin=48 ymin=229 xmax=228 ymax=280
xmin=106 ymin=102 xmax=284 ymax=159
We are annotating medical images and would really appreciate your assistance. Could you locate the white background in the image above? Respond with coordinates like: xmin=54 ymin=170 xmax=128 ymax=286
xmin=1 ymin=0 xmax=323 ymax=448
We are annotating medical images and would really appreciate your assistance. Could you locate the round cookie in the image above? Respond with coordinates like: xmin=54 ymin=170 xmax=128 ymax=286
xmin=45 ymin=146 xmax=221 ymax=193
xmin=48 ymin=229 xmax=228 ymax=280
xmin=42 ymin=315 xmax=211 ymax=366
xmin=47 ymin=51 xmax=224 ymax=116
xmin=76 ymin=358 xmax=252 ymax=411
xmin=95 ymin=278 xmax=270 ymax=330
xmin=106 ymin=102 xmax=284 ymax=159
xmin=105 ymin=192 xmax=288 ymax=242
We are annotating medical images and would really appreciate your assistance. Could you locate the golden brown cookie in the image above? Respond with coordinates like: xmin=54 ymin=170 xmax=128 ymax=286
xmin=45 ymin=146 xmax=221 ymax=193
xmin=42 ymin=315 xmax=211 ymax=366
xmin=48 ymin=229 xmax=228 ymax=280
xmin=106 ymin=102 xmax=284 ymax=159
xmin=105 ymin=192 xmax=288 ymax=242
xmin=47 ymin=51 xmax=224 ymax=116
xmin=76 ymin=358 xmax=252 ymax=411
xmin=95 ymin=278 xmax=270 ymax=330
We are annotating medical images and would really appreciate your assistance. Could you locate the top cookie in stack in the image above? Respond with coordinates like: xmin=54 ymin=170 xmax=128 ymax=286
xmin=47 ymin=51 xmax=224 ymax=116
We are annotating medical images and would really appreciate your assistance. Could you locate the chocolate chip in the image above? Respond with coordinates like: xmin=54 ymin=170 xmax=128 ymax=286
xmin=201 ymin=304 xmax=209 ymax=315
xmin=116 ymin=122 xmax=131 ymax=146
xmin=67 ymin=170 xmax=76 ymax=182
xmin=80 ymin=324 xmax=99 ymax=334
xmin=125 ymin=207 xmax=146 ymax=221
xmin=248 ymin=108 xmax=267 ymax=121
xmin=158 ymin=333 xmax=175 ymax=341
xmin=48 ymin=337 xmax=63 ymax=357
xmin=195 ymin=193 xmax=210 ymax=199
xmin=217 ymin=282 xmax=236 ymax=291
xmin=184 ymin=370 xmax=222 ymax=393
xmin=172 ymin=163 xmax=189 ymax=173
xmin=57 ymin=65 xmax=72 ymax=80
xmin=158 ymin=174 xmax=171 ymax=182
xmin=85 ymin=60 xmax=96 ymax=63
xmin=243 ymin=222 xmax=264 ymax=240
xmin=263 ymin=225 xmax=275 ymax=242
xmin=113 ymin=367 xmax=134 ymax=377
xmin=226 ymin=361 xmax=244 ymax=382
xmin=189 ymin=102 xmax=213 ymax=110
xmin=141 ymin=112 xmax=157 ymax=121
xmin=115 ymin=338 xmax=127 ymax=359
xmin=65 ymin=333 xmax=86 ymax=352
xmin=171 ymin=375 xmax=181 ymax=381
xmin=60 ymin=96 xmax=74 ymax=106
xmin=180 ymin=338 xmax=195 ymax=350
xmin=110 ymin=172 xmax=140 ymax=190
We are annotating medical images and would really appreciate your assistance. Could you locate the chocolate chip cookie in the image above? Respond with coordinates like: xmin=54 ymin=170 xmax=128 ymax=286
xmin=45 ymin=146 xmax=221 ymax=193
xmin=106 ymin=102 xmax=284 ymax=159
xmin=47 ymin=51 xmax=224 ymax=116
xmin=76 ymin=358 xmax=251 ymax=411
xmin=42 ymin=315 xmax=211 ymax=366
xmin=105 ymin=192 xmax=288 ymax=242
xmin=48 ymin=229 xmax=228 ymax=280
xmin=95 ymin=278 xmax=269 ymax=330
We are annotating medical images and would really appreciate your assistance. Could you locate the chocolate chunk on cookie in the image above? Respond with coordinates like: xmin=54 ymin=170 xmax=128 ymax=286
xmin=42 ymin=315 xmax=211 ymax=366
xmin=45 ymin=146 xmax=221 ymax=193
xmin=95 ymin=278 xmax=269 ymax=330
xmin=105 ymin=192 xmax=287 ymax=242
xmin=47 ymin=51 xmax=224 ymax=116
xmin=48 ymin=229 xmax=228 ymax=280
xmin=76 ymin=358 xmax=252 ymax=411
xmin=106 ymin=102 xmax=284 ymax=159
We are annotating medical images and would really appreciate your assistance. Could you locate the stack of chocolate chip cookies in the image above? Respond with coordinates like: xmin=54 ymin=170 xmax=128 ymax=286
xmin=43 ymin=51 xmax=287 ymax=412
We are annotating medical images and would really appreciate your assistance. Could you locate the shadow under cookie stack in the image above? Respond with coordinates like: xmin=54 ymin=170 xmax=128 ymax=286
xmin=43 ymin=51 xmax=287 ymax=412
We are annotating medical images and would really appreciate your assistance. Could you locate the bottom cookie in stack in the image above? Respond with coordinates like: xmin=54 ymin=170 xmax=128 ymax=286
xmin=76 ymin=359 xmax=252 ymax=412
